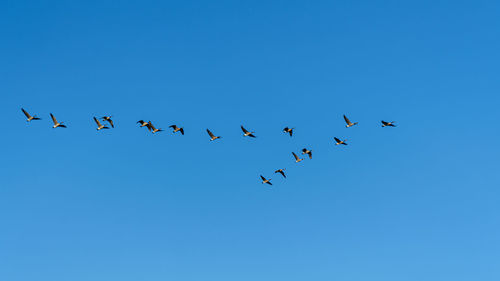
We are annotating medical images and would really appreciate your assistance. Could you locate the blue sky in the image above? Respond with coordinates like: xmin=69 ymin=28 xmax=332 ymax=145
xmin=1 ymin=1 xmax=499 ymax=280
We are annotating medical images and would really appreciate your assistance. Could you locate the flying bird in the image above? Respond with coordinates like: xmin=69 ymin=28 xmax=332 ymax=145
xmin=381 ymin=120 xmax=396 ymax=127
xmin=343 ymin=115 xmax=358 ymax=128
xmin=260 ymin=175 xmax=272 ymax=185
xmin=283 ymin=127 xmax=294 ymax=137
xmin=207 ymin=129 xmax=221 ymax=141
xmin=334 ymin=137 xmax=347 ymax=145
xmin=283 ymin=127 xmax=295 ymax=137
xmin=302 ymin=148 xmax=313 ymax=159
xmin=274 ymin=169 xmax=286 ymax=178
xmin=101 ymin=116 xmax=114 ymax=128
xmin=241 ymin=125 xmax=256 ymax=138
xmin=93 ymin=117 xmax=109 ymax=130
xmin=21 ymin=108 xmax=41 ymax=122
xmin=137 ymin=120 xmax=152 ymax=131
xmin=292 ymin=152 xmax=304 ymax=163
xmin=50 ymin=113 xmax=66 ymax=128
xmin=148 ymin=121 xmax=163 ymax=133
xmin=169 ymin=125 xmax=184 ymax=135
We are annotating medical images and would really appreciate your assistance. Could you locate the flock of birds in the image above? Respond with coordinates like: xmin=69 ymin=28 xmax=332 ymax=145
xmin=21 ymin=108 xmax=397 ymax=186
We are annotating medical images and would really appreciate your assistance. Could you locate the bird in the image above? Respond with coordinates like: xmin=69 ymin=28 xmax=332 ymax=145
xmin=93 ymin=117 xmax=109 ymax=130
xmin=302 ymin=148 xmax=313 ymax=159
xmin=241 ymin=125 xmax=256 ymax=138
xmin=334 ymin=137 xmax=347 ymax=145
xmin=21 ymin=108 xmax=41 ymax=122
xmin=101 ymin=116 xmax=114 ymax=128
xmin=148 ymin=121 xmax=163 ymax=133
xmin=50 ymin=113 xmax=67 ymax=128
xmin=169 ymin=125 xmax=184 ymax=135
xmin=381 ymin=120 xmax=396 ymax=127
xmin=283 ymin=127 xmax=294 ymax=137
xmin=137 ymin=120 xmax=152 ymax=131
xmin=207 ymin=129 xmax=221 ymax=141
xmin=292 ymin=152 xmax=304 ymax=163
xmin=260 ymin=175 xmax=272 ymax=185
xmin=343 ymin=115 xmax=358 ymax=128
xmin=274 ymin=169 xmax=286 ymax=178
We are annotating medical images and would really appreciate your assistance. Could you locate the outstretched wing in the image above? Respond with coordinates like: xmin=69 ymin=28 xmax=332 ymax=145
xmin=381 ymin=120 xmax=388 ymax=126
xmin=292 ymin=152 xmax=299 ymax=160
xmin=148 ymin=121 xmax=155 ymax=131
xmin=108 ymin=119 xmax=114 ymax=128
xmin=169 ymin=125 xmax=177 ymax=129
xmin=343 ymin=115 xmax=351 ymax=124
xmin=93 ymin=117 xmax=101 ymax=126
xmin=334 ymin=137 xmax=341 ymax=143
xmin=180 ymin=128 xmax=184 ymax=135
xmin=21 ymin=108 xmax=31 ymax=118
xmin=241 ymin=126 xmax=249 ymax=134
xmin=207 ymin=129 xmax=215 ymax=138
xmin=50 ymin=113 xmax=57 ymax=125
xmin=260 ymin=175 xmax=266 ymax=181
xmin=137 ymin=120 xmax=145 ymax=125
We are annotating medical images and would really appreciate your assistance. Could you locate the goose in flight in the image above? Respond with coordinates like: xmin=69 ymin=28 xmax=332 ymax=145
xmin=101 ymin=116 xmax=114 ymax=128
xmin=241 ymin=125 xmax=256 ymax=138
xmin=50 ymin=113 xmax=66 ymax=128
xmin=292 ymin=152 xmax=304 ymax=163
xmin=302 ymin=148 xmax=313 ymax=159
xmin=137 ymin=120 xmax=152 ymax=131
xmin=207 ymin=129 xmax=221 ymax=141
xmin=334 ymin=137 xmax=347 ymax=145
xmin=21 ymin=108 xmax=41 ymax=122
xmin=148 ymin=121 xmax=163 ymax=134
xmin=169 ymin=125 xmax=184 ymax=135
xmin=343 ymin=115 xmax=358 ymax=128
xmin=274 ymin=169 xmax=286 ymax=178
xmin=93 ymin=117 xmax=109 ymax=130
xmin=381 ymin=120 xmax=396 ymax=127
xmin=260 ymin=175 xmax=272 ymax=185
xmin=283 ymin=127 xmax=294 ymax=137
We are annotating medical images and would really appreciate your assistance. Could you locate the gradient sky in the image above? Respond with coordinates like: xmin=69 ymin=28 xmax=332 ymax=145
xmin=1 ymin=1 xmax=499 ymax=280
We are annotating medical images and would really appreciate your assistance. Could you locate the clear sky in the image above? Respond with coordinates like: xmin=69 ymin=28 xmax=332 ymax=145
xmin=1 ymin=1 xmax=499 ymax=280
